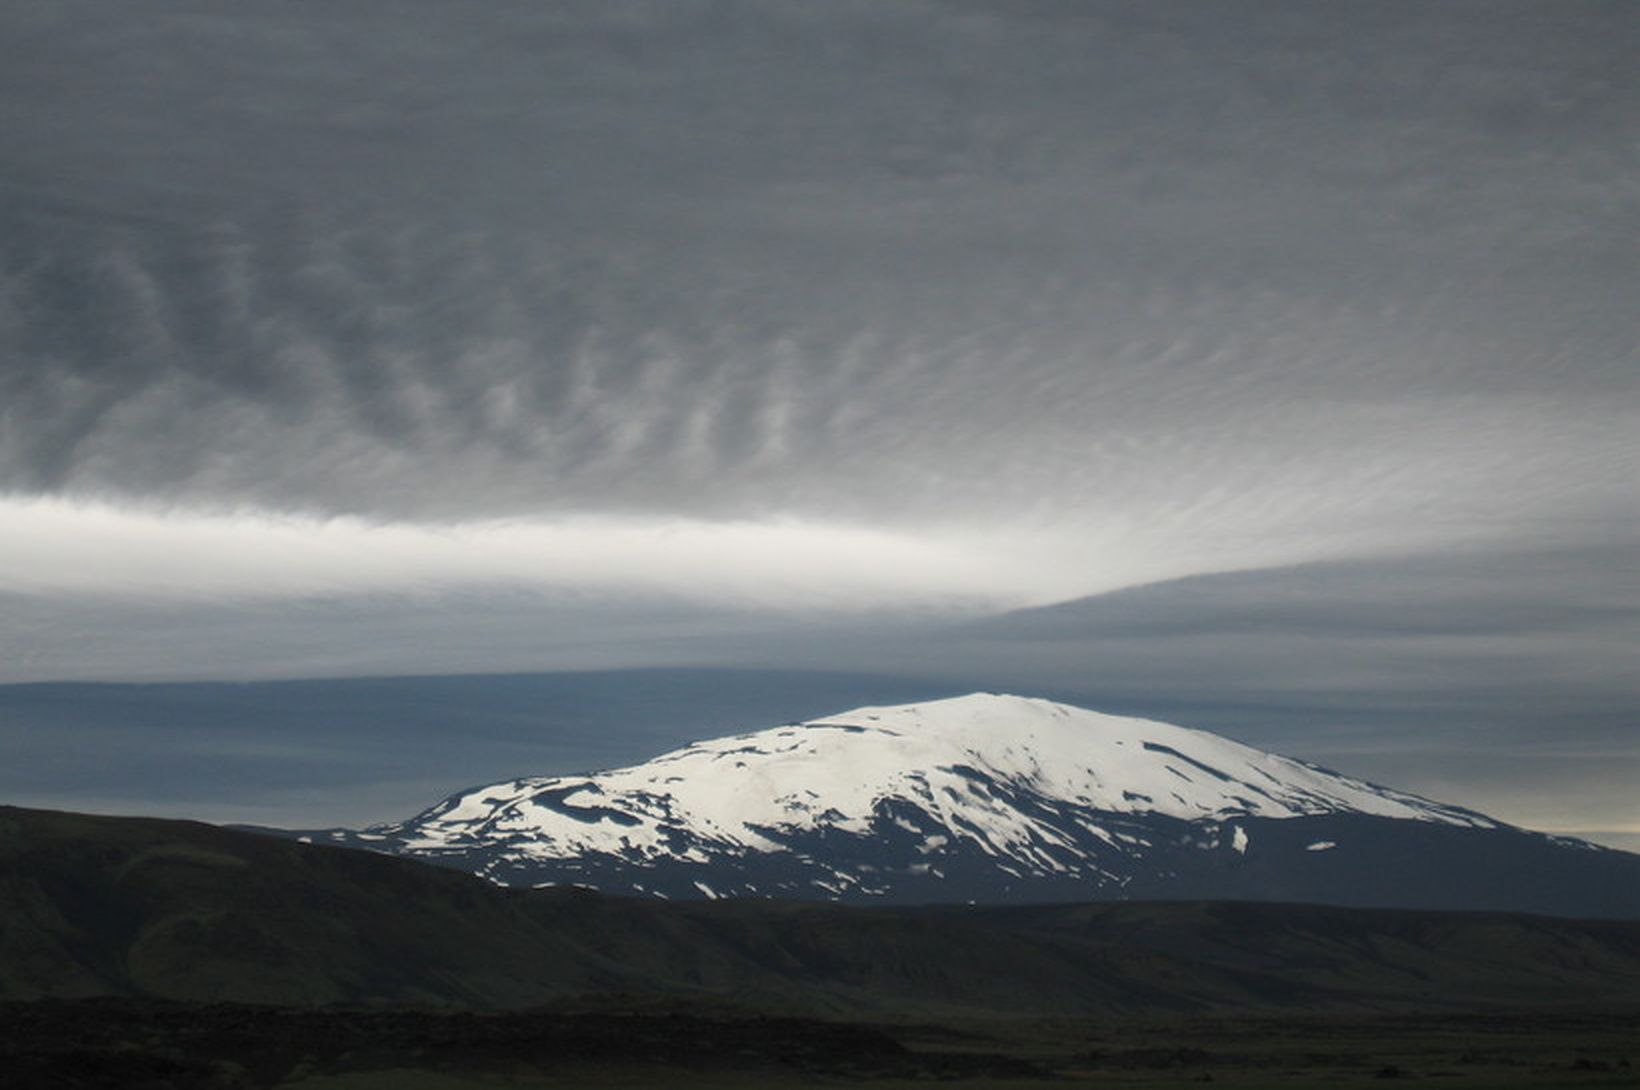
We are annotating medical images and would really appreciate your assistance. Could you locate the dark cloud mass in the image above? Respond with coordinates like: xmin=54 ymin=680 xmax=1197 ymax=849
xmin=1 ymin=1 xmax=1634 ymax=526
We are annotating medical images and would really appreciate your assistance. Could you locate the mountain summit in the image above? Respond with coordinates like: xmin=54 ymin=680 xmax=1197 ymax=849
xmin=290 ymin=694 xmax=1638 ymax=915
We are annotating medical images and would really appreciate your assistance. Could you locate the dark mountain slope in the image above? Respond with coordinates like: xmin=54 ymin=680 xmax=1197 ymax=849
xmin=0 ymin=805 xmax=639 ymax=1006
xmin=4 ymin=805 xmax=1639 ymax=1016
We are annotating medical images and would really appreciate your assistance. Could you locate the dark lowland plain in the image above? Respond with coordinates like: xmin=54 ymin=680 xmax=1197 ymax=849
xmin=3 ymin=805 xmax=1639 ymax=1088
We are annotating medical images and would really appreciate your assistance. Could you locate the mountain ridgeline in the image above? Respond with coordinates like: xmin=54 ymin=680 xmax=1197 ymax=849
xmin=281 ymin=694 xmax=1640 ymax=917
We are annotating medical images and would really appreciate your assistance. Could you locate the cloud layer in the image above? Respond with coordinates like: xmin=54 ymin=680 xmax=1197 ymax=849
xmin=0 ymin=495 xmax=1060 ymax=609
xmin=0 ymin=4 xmax=1635 ymax=838
xmin=3 ymin=2 xmax=1634 ymax=550
xmin=3 ymin=545 xmax=1635 ymax=841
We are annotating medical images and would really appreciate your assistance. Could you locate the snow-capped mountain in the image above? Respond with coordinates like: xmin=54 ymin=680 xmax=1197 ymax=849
xmin=287 ymin=694 xmax=1638 ymax=915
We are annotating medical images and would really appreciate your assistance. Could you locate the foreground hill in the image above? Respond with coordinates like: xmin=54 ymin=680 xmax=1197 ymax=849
xmin=280 ymin=693 xmax=1640 ymax=916
xmin=4 ymin=804 xmax=1639 ymax=1016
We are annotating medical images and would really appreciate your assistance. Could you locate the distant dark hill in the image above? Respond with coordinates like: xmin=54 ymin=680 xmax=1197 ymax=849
xmin=4 ymin=805 xmax=1640 ymax=1017
xmin=0 ymin=805 xmax=638 ymax=1007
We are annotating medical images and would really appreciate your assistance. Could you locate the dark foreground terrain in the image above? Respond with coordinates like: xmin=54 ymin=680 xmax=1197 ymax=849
xmin=7 ymin=805 xmax=1640 ymax=1014
xmin=3 ymin=805 xmax=1638 ymax=1087
xmin=3 ymin=998 xmax=1637 ymax=1089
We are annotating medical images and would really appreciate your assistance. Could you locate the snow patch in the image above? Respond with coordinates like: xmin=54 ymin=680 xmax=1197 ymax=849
xmin=352 ymin=692 xmax=1496 ymax=894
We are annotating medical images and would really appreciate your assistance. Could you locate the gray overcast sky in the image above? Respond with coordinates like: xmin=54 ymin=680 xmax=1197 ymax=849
xmin=0 ymin=2 xmax=1635 ymax=841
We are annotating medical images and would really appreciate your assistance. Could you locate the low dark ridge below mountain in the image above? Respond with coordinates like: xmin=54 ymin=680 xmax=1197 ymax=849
xmin=5 ymin=805 xmax=1640 ymax=1017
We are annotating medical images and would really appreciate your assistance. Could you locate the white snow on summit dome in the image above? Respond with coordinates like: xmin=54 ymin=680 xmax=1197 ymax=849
xmin=382 ymin=693 xmax=1493 ymax=868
